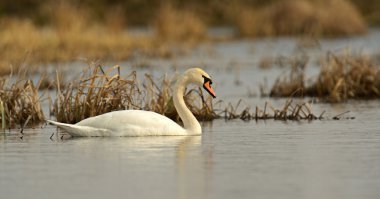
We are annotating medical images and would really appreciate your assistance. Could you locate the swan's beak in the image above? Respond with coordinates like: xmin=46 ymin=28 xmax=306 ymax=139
xmin=203 ymin=81 xmax=216 ymax=98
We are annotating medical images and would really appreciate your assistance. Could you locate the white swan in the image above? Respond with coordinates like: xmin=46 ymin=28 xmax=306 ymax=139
xmin=47 ymin=68 xmax=216 ymax=137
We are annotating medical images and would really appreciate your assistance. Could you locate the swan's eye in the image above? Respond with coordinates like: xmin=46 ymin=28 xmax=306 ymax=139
xmin=202 ymin=75 xmax=212 ymax=85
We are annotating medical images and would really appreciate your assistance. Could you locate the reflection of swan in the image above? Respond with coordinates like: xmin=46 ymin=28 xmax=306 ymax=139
xmin=47 ymin=68 xmax=216 ymax=137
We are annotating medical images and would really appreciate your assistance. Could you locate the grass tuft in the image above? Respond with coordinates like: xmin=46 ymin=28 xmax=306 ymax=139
xmin=269 ymin=52 xmax=380 ymax=102
xmin=51 ymin=64 xmax=216 ymax=124
xmin=222 ymin=99 xmax=323 ymax=121
xmin=0 ymin=75 xmax=45 ymax=128
xmin=52 ymin=64 xmax=140 ymax=124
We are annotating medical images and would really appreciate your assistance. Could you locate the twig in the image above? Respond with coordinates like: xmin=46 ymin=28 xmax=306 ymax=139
xmin=333 ymin=110 xmax=350 ymax=120
xmin=20 ymin=115 xmax=32 ymax=134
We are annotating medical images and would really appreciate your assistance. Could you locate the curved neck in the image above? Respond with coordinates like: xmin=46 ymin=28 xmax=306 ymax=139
xmin=173 ymin=75 xmax=201 ymax=135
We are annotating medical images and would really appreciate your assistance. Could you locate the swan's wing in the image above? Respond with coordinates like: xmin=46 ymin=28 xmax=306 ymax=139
xmin=76 ymin=110 xmax=179 ymax=128
xmin=48 ymin=110 xmax=186 ymax=136
xmin=76 ymin=110 xmax=186 ymax=136
xmin=46 ymin=120 xmax=110 ymax=136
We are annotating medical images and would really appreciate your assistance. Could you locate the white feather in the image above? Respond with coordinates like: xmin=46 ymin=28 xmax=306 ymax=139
xmin=47 ymin=110 xmax=187 ymax=136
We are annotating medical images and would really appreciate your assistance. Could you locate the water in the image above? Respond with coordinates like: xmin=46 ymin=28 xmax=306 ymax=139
xmin=1 ymin=109 xmax=380 ymax=199
xmin=1 ymin=29 xmax=380 ymax=199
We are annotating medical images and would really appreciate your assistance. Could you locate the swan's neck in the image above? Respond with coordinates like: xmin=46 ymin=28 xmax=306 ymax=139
xmin=173 ymin=76 xmax=201 ymax=135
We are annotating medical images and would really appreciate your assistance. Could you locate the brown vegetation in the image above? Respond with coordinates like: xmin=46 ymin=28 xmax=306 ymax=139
xmin=52 ymin=65 xmax=139 ymax=124
xmin=0 ymin=1 xmax=160 ymax=76
xmin=0 ymin=0 xmax=372 ymax=76
xmin=270 ymin=53 xmax=380 ymax=102
xmin=0 ymin=75 xmax=45 ymax=129
xmin=50 ymin=64 xmax=344 ymax=125
xmin=233 ymin=0 xmax=367 ymax=37
xmin=0 ymin=63 xmax=334 ymax=129
xmin=0 ymin=18 xmax=154 ymax=76
xmin=223 ymin=99 xmax=324 ymax=121
xmin=51 ymin=64 xmax=216 ymax=124
xmin=270 ymin=56 xmax=308 ymax=97
xmin=154 ymin=4 xmax=207 ymax=42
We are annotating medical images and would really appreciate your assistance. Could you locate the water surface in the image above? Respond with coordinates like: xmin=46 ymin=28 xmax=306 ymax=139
xmin=1 ymin=106 xmax=379 ymax=199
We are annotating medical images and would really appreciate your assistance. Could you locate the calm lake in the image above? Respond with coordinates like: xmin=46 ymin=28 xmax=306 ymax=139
xmin=1 ymin=29 xmax=380 ymax=199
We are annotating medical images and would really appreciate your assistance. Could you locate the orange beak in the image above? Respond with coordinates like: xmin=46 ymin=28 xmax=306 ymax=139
xmin=203 ymin=81 xmax=216 ymax=98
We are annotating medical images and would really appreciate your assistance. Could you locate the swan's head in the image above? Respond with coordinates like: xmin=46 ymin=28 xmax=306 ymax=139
xmin=184 ymin=68 xmax=216 ymax=98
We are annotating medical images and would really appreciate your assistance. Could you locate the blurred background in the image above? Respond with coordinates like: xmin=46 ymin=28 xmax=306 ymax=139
xmin=0 ymin=0 xmax=379 ymax=74
xmin=1 ymin=0 xmax=380 ymax=27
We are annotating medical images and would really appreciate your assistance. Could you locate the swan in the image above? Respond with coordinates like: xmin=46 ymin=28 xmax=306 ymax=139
xmin=47 ymin=68 xmax=216 ymax=137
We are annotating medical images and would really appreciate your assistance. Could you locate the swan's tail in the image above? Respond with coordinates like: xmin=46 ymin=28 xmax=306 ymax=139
xmin=46 ymin=120 xmax=106 ymax=137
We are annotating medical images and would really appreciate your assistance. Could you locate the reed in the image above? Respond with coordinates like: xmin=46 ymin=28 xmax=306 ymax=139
xmin=0 ymin=75 xmax=45 ymax=128
xmin=0 ymin=100 xmax=5 ymax=131
xmin=51 ymin=64 xmax=325 ymax=124
xmin=0 ymin=62 xmax=347 ymax=129
xmin=222 ymin=99 xmax=323 ymax=121
xmin=269 ymin=52 xmax=380 ymax=102
xmin=51 ymin=64 xmax=140 ymax=124
xmin=0 ymin=0 xmax=371 ymax=76
xmin=0 ymin=17 xmax=154 ymax=76
xmin=153 ymin=4 xmax=207 ymax=42
xmin=232 ymin=0 xmax=367 ymax=37
xmin=309 ymin=53 xmax=380 ymax=102
xmin=51 ymin=64 xmax=217 ymax=124
xmin=270 ymin=56 xmax=308 ymax=97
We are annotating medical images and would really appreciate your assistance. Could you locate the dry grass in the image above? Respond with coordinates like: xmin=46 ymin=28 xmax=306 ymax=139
xmin=0 ymin=75 xmax=45 ymax=129
xmin=309 ymin=53 xmax=380 ymax=102
xmin=223 ymin=99 xmax=324 ymax=121
xmin=0 ymin=63 xmax=341 ymax=130
xmin=0 ymin=0 xmax=370 ymax=76
xmin=270 ymin=56 xmax=308 ymax=97
xmin=51 ymin=64 xmax=326 ymax=123
xmin=0 ymin=18 xmax=154 ymax=76
xmin=51 ymin=64 xmax=216 ymax=124
xmin=269 ymin=52 xmax=380 ymax=102
xmin=0 ymin=1 xmax=159 ymax=76
xmin=52 ymin=64 xmax=140 ymax=124
xmin=0 ymin=3 xmax=206 ymax=76
xmin=232 ymin=0 xmax=367 ymax=37
xmin=154 ymin=4 xmax=207 ymax=42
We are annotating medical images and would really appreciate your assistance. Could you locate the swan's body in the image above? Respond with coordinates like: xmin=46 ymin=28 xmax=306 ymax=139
xmin=47 ymin=68 xmax=216 ymax=137
xmin=48 ymin=110 xmax=188 ymax=136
